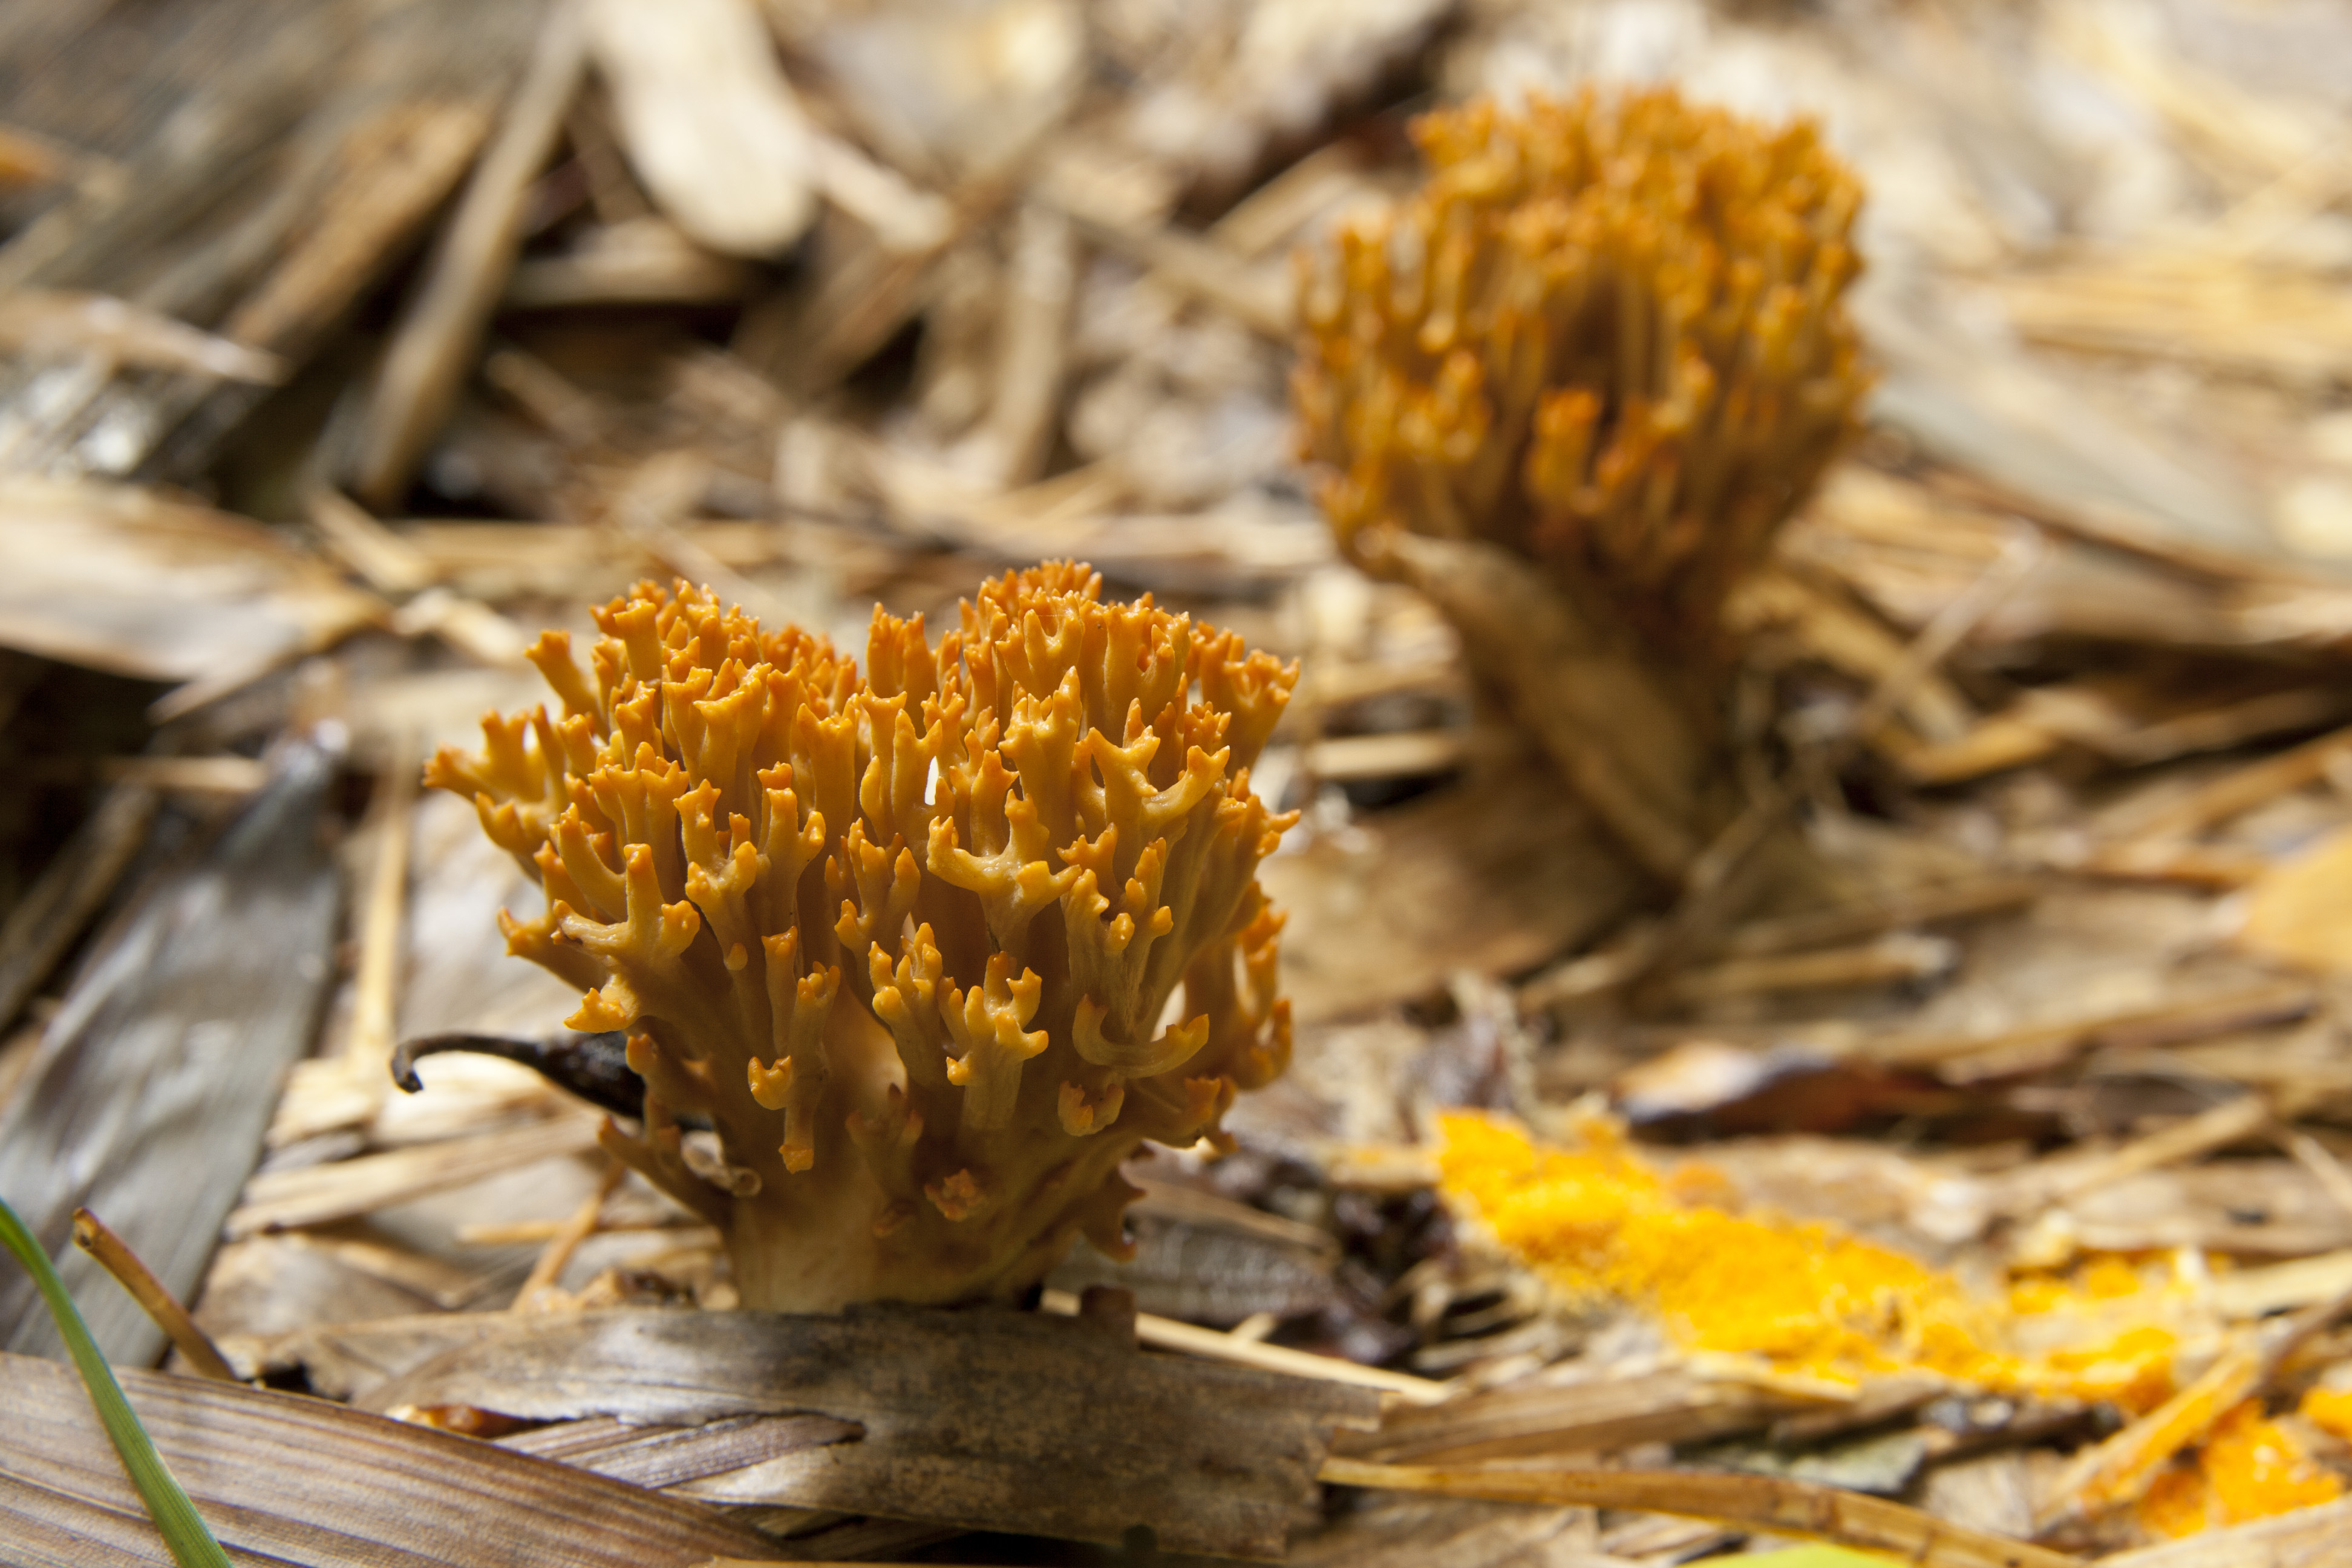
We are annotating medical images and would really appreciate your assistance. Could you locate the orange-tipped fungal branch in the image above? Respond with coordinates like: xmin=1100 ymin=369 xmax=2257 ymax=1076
xmin=1294 ymin=88 xmax=1868 ymax=883
xmin=426 ymin=564 xmax=1299 ymax=1311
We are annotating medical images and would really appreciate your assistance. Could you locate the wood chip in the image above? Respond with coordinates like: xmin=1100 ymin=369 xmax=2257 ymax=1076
xmin=2105 ymin=720 xmax=2352 ymax=841
xmin=1865 ymin=977 xmax=2317 ymax=1074
xmin=2098 ymin=1495 xmax=2352 ymax=1567
xmin=0 ymin=477 xmax=381 ymax=684
xmin=1668 ymin=932 xmax=1961 ymax=1004
xmin=584 ymin=0 xmax=815 ymax=257
xmin=0 ymin=290 xmax=286 ymax=382
xmin=1265 ymin=762 xmax=1642 ymax=1025
xmin=91 ymin=756 xmax=270 ymax=795
xmin=500 ymin=1411 xmax=863 ymax=1490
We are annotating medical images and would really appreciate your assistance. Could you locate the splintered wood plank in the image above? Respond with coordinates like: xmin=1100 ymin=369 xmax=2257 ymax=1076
xmin=0 ymin=740 xmax=340 ymax=1365
xmin=0 ymin=1351 xmax=785 ymax=1567
xmin=321 ymin=1305 xmax=1378 ymax=1560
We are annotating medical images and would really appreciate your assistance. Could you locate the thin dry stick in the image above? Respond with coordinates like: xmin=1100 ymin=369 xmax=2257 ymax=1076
xmin=2276 ymin=1126 xmax=2352 ymax=1220
xmin=0 ymin=780 xmax=157 ymax=1033
xmin=71 ymin=1208 xmax=237 ymax=1383
xmin=458 ymin=1217 xmax=716 ymax=1246
xmin=515 ymin=1157 xmax=627 ymax=1307
xmin=2004 ymin=1093 xmax=2272 ymax=1218
xmin=1719 ymin=872 xmax=2043 ymax=958
xmin=1846 ymin=529 xmax=2049 ymax=754
xmin=2112 ymin=719 xmax=2352 ymax=841
xmin=1319 ymin=1457 xmax=2076 ymax=1568
xmin=345 ymin=728 xmax=419 ymax=1082
xmin=345 ymin=0 xmax=587 ymax=506
xmin=1037 ymin=1287 xmax=1451 ymax=1404
xmin=304 ymin=486 xmax=434 ymax=595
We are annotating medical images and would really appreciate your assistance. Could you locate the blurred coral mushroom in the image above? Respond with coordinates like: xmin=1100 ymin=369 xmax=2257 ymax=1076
xmin=425 ymin=563 xmax=1298 ymax=1311
xmin=1294 ymin=88 xmax=1868 ymax=883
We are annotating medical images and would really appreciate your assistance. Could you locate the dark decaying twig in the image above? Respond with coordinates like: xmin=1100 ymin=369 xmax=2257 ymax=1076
xmin=391 ymin=1028 xmax=645 ymax=1119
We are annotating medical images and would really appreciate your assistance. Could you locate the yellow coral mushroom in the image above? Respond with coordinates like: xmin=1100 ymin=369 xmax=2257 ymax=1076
xmin=426 ymin=564 xmax=1298 ymax=1311
xmin=1293 ymin=90 xmax=1868 ymax=881
xmin=1296 ymin=87 xmax=1866 ymax=649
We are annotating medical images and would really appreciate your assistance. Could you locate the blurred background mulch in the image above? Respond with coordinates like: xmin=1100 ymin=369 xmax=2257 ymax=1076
xmin=9 ymin=0 xmax=2352 ymax=1563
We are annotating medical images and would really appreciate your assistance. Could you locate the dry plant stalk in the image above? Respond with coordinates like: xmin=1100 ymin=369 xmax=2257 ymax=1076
xmin=1319 ymin=1457 xmax=2074 ymax=1568
xmin=1295 ymin=89 xmax=1867 ymax=881
xmin=427 ymin=564 xmax=1298 ymax=1310
xmin=69 ymin=1208 xmax=237 ymax=1383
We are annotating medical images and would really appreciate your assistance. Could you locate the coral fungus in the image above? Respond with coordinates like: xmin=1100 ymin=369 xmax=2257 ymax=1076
xmin=1294 ymin=89 xmax=1868 ymax=880
xmin=426 ymin=564 xmax=1298 ymax=1311
xmin=1296 ymin=86 xmax=1865 ymax=645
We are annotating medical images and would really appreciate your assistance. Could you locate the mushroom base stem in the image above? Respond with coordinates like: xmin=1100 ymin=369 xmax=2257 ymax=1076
xmin=606 ymin=1108 xmax=1155 ymax=1314
xmin=1364 ymin=529 xmax=1734 ymax=887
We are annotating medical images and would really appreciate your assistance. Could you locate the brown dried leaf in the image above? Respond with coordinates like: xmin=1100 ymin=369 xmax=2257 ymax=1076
xmin=0 ymin=1350 xmax=786 ymax=1566
xmin=0 ymin=479 xmax=381 ymax=683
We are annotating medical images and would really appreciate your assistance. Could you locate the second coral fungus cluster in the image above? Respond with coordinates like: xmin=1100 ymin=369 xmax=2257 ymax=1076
xmin=1295 ymin=87 xmax=1868 ymax=648
xmin=427 ymin=563 xmax=1298 ymax=1312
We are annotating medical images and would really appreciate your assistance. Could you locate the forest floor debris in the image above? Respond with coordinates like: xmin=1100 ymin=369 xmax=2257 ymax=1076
xmin=10 ymin=0 xmax=2352 ymax=1563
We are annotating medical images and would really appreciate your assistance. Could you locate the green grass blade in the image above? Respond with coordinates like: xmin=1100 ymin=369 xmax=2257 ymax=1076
xmin=0 ymin=1194 xmax=233 ymax=1568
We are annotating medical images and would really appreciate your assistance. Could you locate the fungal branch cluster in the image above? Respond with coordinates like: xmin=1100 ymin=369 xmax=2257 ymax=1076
xmin=427 ymin=563 xmax=1299 ymax=1311
xmin=1295 ymin=87 xmax=1867 ymax=651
